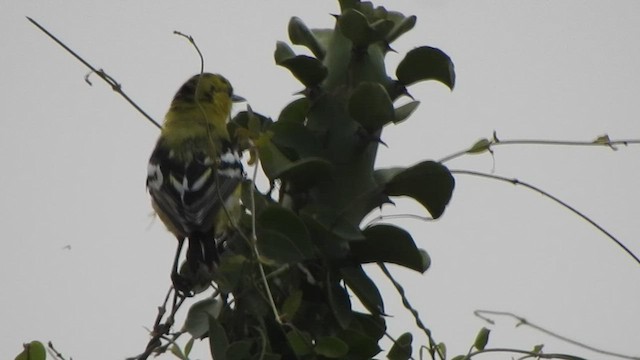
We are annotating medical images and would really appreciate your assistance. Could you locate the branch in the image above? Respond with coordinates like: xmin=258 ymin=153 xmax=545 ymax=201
xmin=475 ymin=310 xmax=640 ymax=360
xmin=451 ymin=169 xmax=640 ymax=267
xmin=438 ymin=133 xmax=640 ymax=164
xmin=26 ymin=17 xmax=162 ymax=130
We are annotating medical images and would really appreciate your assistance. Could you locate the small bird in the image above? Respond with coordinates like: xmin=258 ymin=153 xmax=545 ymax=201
xmin=147 ymin=73 xmax=244 ymax=294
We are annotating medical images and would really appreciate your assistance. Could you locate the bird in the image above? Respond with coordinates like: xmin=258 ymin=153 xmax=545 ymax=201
xmin=146 ymin=73 xmax=245 ymax=295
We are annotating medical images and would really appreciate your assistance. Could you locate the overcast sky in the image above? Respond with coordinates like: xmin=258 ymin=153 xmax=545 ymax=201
xmin=2 ymin=1 xmax=639 ymax=359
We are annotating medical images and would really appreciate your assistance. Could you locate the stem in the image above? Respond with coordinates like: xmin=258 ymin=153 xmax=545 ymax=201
xmin=452 ymin=169 xmax=640 ymax=267
xmin=26 ymin=17 xmax=162 ymax=130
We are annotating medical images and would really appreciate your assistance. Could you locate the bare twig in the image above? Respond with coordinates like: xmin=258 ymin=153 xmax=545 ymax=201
xmin=438 ymin=133 xmax=640 ymax=164
xmin=451 ymin=169 xmax=640 ymax=267
xmin=475 ymin=310 xmax=640 ymax=360
xmin=26 ymin=17 xmax=162 ymax=130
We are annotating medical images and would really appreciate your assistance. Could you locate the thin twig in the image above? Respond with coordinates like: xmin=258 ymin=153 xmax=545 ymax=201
xmin=467 ymin=347 xmax=589 ymax=360
xmin=26 ymin=17 xmax=162 ymax=130
xmin=475 ymin=310 xmax=640 ymax=360
xmin=451 ymin=169 xmax=640 ymax=267
xmin=174 ymin=31 xmax=205 ymax=75
xmin=438 ymin=134 xmax=640 ymax=164
xmin=47 ymin=342 xmax=68 ymax=360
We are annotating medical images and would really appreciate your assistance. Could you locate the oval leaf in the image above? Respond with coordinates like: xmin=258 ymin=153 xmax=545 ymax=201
xmin=352 ymin=224 xmax=427 ymax=272
xmin=183 ymin=297 xmax=222 ymax=338
xmin=277 ymin=98 xmax=309 ymax=124
xmin=340 ymin=265 xmax=384 ymax=315
xmin=474 ymin=327 xmax=490 ymax=351
xmin=396 ymin=46 xmax=455 ymax=90
xmin=14 ymin=341 xmax=46 ymax=360
xmin=279 ymin=55 xmax=328 ymax=88
xmin=315 ymin=336 xmax=349 ymax=358
xmin=349 ymin=82 xmax=394 ymax=132
xmin=257 ymin=205 xmax=314 ymax=264
xmin=393 ymin=100 xmax=420 ymax=124
xmin=338 ymin=9 xmax=371 ymax=47
xmin=375 ymin=161 xmax=455 ymax=219
xmin=209 ymin=315 xmax=229 ymax=360
xmin=387 ymin=332 xmax=413 ymax=360
xmin=274 ymin=41 xmax=296 ymax=65
xmin=289 ymin=16 xmax=325 ymax=60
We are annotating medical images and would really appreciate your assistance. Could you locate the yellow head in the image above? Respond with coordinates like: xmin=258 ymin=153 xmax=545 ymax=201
xmin=162 ymin=73 xmax=243 ymax=145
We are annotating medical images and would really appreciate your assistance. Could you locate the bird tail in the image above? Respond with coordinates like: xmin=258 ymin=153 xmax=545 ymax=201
xmin=186 ymin=233 xmax=219 ymax=272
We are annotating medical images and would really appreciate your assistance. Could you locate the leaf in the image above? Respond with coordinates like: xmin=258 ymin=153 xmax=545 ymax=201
xmin=349 ymin=82 xmax=394 ymax=132
xmin=474 ymin=327 xmax=490 ymax=350
xmin=396 ymin=46 xmax=455 ymax=90
xmin=281 ymin=290 xmax=303 ymax=322
xmin=375 ymin=161 xmax=455 ymax=219
xmin=393 ymin=101 xmax=420 ymax=124
xmin=274 ymin=41 xmax=296 ymax=65
xmin=328 ymin=282 xmax=353 ymax=329
xmin=532 ymin=344 xmax=544 ymax=354
xmin=255 ymin=133 xmax=294 ymax=181
xmin=451 ymin=356 xmax=469 ymax=360
xmin=226 ymin=341 xmax=253 ymax=360
xmin=170 ymin=344 xmax=188 ymax=360
xmin=436 ymin=342 xmax=447 ymax=359
xmin=339 ymin=329 xmax=382 ymax=359
xmin=271 ymin=120 xmax=321 ymax=158
xmin=185 ymin=337 xmax=195 ymax=357
xmin=209 ymin=315 xmax=229 ymax=360
xmin=387 ymin=332 xmax=412 ymax=360
xmin=277 ymin=98 xmax=309 ymax=124
xmin=315 ymin=336 xmax=349 ymax=358
xmin=341 ymin=265 xmax=384 ymax=315
xmin=14 ymin=341 xmax=46 ymax=360
xmin=351 ymin=224 xmax=427 ymax=272
xmin=289 ymin=17 xmax=326 ymax=60
xmin=286 ymin=329 xmax=313 ymax=356
xmin=183 ymin=297 xmax=223 ymax=338
xmin=467 ymin=138 xmax=492 ymax=154
xmin=275 ymin=157 xmax=333 ymax=190
xmin=277 ymin=55 xmax=328 ymax=88
xmin=338 ymin=9 xmax=371 ymax=47
xmin=257 ymin=205 xmax=314 ymax=264
xmin=386 ymin=15 xmax=416 ymax=44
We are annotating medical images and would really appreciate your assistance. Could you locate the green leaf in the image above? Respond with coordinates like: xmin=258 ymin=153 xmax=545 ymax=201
xmin=226 ymin=341 xmax=253 ymax=360
xmin=274 ymin=157 xmax=333 ymax=191
xmin=277 ymin=98 xmax=309 ymax=124
xmin=338 ymin=9 xmax=371 ymax=47
xmin=467 ymin=138 xmax=492 ymax=154
xmin=474 ymin=327 xmax=490 ymax=350
xmin=185 ymin=337 xmax=195 ymax=357
xmin=353 ymin=312 xmax=386 ymax=341
xmin=341 ymin=265 xmax=384 ymax=315
xmin=256 ymin=133 xmax=294 ymax=180
xmin=281 ymin=290 xmax=303 ymax=322
xmin=436 ymin=342 xmax=447 ymax=359
xmin=393 ymin=101 xmax=420 ymax=124
xmin=183 ymin=297 xmax=222 ymax=338
xmin=209 ymin=315 xmax=229 ymax=360
xmin=257 ymin=205 xmax=314 ymax=264
xmin=170 ymin=344 xmax=188 ymax=360
xmin=277 ymin=55 xmax=328 ymax=88
xmin=387 ymin=332 xmax=412 ymax=360
xmin=451 ymin=356 xmax=469 ymax=360
xmin=315 ymin=336 xmax=349 ymax=358
xmin=289 ymin=17 xmax=326 ymax=60
xmin=351 ymin=224 xmax=427 ymax=272
xmin=349 ymin=82 xmax=394 ymax=132
xmin=387 ymin=15 xmax=416 ymax=44
xmin=286 ymin=329 xmax=313 ymax=356
xmin=532 ymin=344 xmax=544 ymax=354
xmin=375 ymin=161 xmax=455 ymax=219
xmin=274 ymin=41 xmax=296 ymax=65
xmin=396 ymin=46 xmax=455 ymax=90
xmin=271 ymin=120 xmax=321 ymax=158
xmin=339 ymin=329 xmax=382 ymax=359
xmin=328 ymin=282 xmax=353 ymax=329
xmin=14 ymin=341 xmax=46 ymax=360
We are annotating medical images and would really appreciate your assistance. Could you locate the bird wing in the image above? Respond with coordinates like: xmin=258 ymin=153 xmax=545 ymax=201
xmin=147 ymin=141 xmax=243 ymax=237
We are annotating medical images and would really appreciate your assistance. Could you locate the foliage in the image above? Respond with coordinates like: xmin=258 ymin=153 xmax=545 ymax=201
xmin=175 ymin=1 xmax=456 ymax=359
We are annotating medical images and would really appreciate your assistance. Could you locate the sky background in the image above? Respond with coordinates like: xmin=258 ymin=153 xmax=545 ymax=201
xmin=1 ymin=1 xmax=639 ymax=359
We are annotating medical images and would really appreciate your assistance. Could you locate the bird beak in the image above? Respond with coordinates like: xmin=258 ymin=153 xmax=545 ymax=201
xmin=232 ymin=94 xmax=246 ymax=103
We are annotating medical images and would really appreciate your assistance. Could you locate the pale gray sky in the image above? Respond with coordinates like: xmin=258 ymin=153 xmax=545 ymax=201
xmin=2 ymin=1 xmax=639 ymax=359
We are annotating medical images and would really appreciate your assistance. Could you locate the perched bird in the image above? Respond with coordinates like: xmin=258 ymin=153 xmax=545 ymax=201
xmin=147 ymin=73 xmax=244 ymax=294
